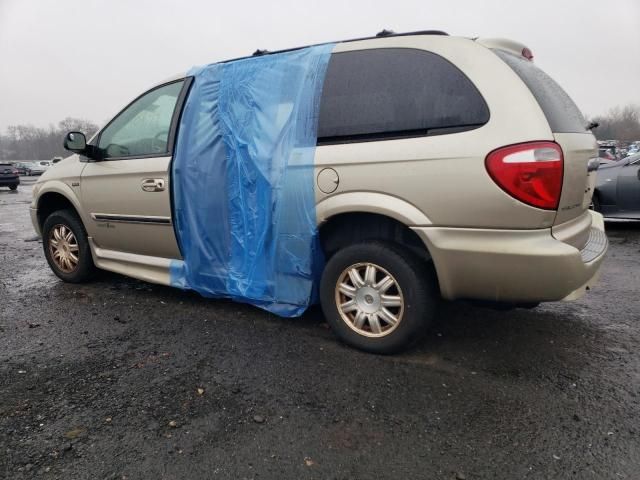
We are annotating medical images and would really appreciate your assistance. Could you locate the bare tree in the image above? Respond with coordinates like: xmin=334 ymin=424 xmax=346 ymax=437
xmin=589 ymin=105 xmax=640 ymax=141
xmin=0 ymin=118 xmax=99 ymax=161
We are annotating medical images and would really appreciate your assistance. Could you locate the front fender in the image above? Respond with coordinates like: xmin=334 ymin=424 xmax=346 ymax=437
xmin=34 ymin=180 xmax=90 ymax=229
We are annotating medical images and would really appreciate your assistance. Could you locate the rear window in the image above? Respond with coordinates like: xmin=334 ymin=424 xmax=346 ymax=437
xmin=493 ymin=49 xmax=586 ymax=133
xmin=317 ymin=48 xmax=489 ymax=143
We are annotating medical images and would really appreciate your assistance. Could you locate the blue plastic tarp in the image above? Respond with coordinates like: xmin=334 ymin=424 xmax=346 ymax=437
xmin=170 ymin=44 xmax=334 ymax=317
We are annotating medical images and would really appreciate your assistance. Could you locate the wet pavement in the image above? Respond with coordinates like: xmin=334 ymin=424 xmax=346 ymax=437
xmin=1 ymin=179 xmax=639 ymax=479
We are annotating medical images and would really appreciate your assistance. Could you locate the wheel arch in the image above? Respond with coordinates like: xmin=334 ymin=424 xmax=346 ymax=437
xmin=316 ymin=191 xmax=432 ymax=227
xmin=318 ymin=211 xmax=432 ymax=265
xmin=36 ymin=184 xmax=86 ymax=232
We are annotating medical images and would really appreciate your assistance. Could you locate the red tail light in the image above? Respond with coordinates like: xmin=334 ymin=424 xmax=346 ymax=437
xmin=485 ymin=141 xmax=563 ymax=210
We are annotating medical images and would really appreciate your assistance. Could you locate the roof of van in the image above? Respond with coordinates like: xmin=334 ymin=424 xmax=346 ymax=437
xmin=162 ymin=29 xmax=451 ymax=83
xmin=161 ymin=30 xmax=531 ymax=85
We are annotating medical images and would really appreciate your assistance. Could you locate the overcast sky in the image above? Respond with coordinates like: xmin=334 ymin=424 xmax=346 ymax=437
xmin=0 ymin=0 xmax=638 ymax=132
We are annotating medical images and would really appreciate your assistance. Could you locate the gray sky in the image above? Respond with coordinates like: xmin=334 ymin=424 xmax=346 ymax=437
xmin=1 ymin=0 xmax=638 ymax=132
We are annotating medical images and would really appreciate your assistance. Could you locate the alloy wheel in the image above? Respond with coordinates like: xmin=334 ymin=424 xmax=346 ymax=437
xmin=335 ymin=262 xmax=404 ymax=338
xmin=48 ymin=224 xmax=79 ymax=273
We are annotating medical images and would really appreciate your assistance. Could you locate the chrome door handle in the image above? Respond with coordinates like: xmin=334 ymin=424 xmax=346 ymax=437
xmin=141 ymin=178 xmax=165 ymax=192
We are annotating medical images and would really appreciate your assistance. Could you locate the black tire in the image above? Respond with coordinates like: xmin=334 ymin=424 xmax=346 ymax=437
xmin=42 ymin=209 xmax=96 ymax=283
xmin=590 ymin=194 xmax=601 ymax=212
xmin=9 ymin=184 xmax=18 ymax=190
xmin=320 ymin=241 xmax=437 ymax=354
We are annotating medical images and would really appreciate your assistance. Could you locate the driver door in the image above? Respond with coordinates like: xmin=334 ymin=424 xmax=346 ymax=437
xmin=80 ymin=80 xmax=187 ymax=258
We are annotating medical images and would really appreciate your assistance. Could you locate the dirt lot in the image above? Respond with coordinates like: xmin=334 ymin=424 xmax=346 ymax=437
xmin=1 ymin=179 xmax=639 ymax=479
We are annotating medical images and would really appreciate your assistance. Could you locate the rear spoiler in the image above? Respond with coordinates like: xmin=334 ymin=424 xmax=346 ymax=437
xmin=475 ymin=38 xmax=534 ymax=61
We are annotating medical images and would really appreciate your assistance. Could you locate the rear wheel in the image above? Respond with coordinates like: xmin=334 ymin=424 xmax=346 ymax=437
xmin=320 ymin=241 xmax=437 ymax=354
xmin=43 ymin=210 xmax=96 ymax=283
xmin=9 ymin=184 xmax=17 ymax=190
xmin=590 ymin=194 xmax=601 ymax=212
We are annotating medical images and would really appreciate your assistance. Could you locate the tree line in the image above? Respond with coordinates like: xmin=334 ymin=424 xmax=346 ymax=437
xmin=589 ymin=105 xmax=640 ymax=142
xmin=0 ymin=118 xmax=99 ymax=161
xmin=1 ymin=105 xmax=639 ymax=161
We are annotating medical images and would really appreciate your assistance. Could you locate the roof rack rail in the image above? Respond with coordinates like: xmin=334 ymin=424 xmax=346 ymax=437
xmin=221 ymin=29 xmax=451 ymax=66
xmin=376 ymin=29 xmax=395 ymax=37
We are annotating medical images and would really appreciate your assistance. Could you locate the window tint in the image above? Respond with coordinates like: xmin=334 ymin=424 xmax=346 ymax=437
xmin=317 ymin=48 xmax=489 ymax=142
xmin=98 ymin=81 xmax=184 ymax=158
xmin=493 ymin=50 xmax=586 ymax=133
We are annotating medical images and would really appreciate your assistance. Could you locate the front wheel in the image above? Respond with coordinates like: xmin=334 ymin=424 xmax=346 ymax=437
xmin=320 ymin=242 xmax=437 ymax=354
xmin=42 ymin=210 xmax=96 ymax=283
xmin=9 ymin=184 xmax=17 ymax=191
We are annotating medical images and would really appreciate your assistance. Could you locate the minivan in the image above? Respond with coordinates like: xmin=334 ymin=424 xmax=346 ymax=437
xmin=31 ymin=31 xmax=607 ymax=353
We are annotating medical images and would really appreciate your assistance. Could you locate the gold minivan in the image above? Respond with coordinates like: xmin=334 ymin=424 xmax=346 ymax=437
xmin=31 ymin=31 xmax=607 ymax=353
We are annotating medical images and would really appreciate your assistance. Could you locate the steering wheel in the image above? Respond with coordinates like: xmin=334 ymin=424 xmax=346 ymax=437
xmin=105 ymin=143 xmax=130 ymax=157
xmin=151 ymin=131 xmax=169 ymax=153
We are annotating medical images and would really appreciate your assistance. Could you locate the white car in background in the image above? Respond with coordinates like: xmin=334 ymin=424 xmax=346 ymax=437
xmin=26 ymin=161 xmax=51 ymax=176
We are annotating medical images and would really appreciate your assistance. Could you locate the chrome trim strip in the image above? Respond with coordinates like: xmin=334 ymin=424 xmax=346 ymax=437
xmin=91 ymin=213 xmax=172 ymax=225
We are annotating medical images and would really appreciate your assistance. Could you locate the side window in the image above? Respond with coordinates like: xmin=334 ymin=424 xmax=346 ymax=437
xmin=317 ymin=48 xmax=489 ymax=143
xmin=98 ymin=80 xmax=184 ymax=159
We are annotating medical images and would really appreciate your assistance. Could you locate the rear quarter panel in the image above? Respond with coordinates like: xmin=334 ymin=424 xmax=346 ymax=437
xmin=315 ymin=36 xmax=557 ymax=230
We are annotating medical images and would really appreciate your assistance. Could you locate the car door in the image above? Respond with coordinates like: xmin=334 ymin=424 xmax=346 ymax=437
xmin=80 ymin=79 xmax=188 ymax=259
xmin=616 ymin=157 xmax=640 ymax=217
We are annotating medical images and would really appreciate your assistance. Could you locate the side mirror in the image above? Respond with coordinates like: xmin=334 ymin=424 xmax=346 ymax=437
xmin=64 ymin=131 xmax=87 ymax=153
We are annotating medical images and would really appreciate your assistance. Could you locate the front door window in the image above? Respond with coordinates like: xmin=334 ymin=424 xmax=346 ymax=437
xmin=98 ymin=81 xmax=184 ymax=159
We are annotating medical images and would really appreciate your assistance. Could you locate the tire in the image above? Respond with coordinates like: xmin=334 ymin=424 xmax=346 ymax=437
xmin=9 ymin=184 xmax=18 ymax=191
xmin=320 ymin=241 xmax=437 ymax=354
xmin=42 ymin=209 xmax=96 ymax=283
xmin=590 ymin=194 xmax=601 ymax=212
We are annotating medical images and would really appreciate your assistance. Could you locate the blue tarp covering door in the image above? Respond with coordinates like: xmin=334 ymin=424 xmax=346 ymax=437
xmin=170 ymin=44 xmax=334 ymax=317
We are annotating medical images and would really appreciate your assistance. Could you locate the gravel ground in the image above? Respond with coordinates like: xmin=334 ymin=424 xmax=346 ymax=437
xmin=1 ymin=179 xmax=639 ymax=479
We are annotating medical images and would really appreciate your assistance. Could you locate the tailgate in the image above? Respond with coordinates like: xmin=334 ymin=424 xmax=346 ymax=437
xmin=554 ymin=132 xmax=598 ymax=225
xmin=552 ymin=133 xmax=598 ymax=249
xmin=0 ymin=166 xmax=17 ymax=178
xmin=490 ymin=49 xmax=598 ymax=250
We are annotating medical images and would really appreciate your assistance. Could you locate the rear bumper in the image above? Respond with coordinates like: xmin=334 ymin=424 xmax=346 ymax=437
xmin=0 ymin=177 xmax=19 ymax=186
xmin=412 ymin=211 xmax=607 ymax=303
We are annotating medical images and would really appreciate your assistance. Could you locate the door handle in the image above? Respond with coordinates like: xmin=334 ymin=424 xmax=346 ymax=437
xmin=141 ymin=178 xmax=165 ymax=192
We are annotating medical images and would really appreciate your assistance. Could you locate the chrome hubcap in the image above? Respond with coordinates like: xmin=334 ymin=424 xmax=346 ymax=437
xmin=335 ymin=262 xmax=404 ymax=338
xmin=48 ymin=224 xmax=79 ymax=273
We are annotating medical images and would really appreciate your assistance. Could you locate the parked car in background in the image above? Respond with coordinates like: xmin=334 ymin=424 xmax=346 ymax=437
xmin=13 ymin=162 xmax=30 ymax=175
xmin=0 ymin=162 xmax=20 ymax=190
xmin=26 ymin=161 xmax=50 ymax=176
xmin=598 ymin=148 xmax=617 ymax=164
xmin=593 ymin=153 xmax=640 ymax=219
xmin=30 ymin=32 xmax=608 ymax=353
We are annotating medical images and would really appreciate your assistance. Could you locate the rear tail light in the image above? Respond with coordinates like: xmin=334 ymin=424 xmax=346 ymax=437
xmin=485 ymin=141 xmax=563 ymax=210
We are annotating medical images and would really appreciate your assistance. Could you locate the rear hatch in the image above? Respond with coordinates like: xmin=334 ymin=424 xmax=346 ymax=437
xmin=493 ymin=49 xmax=597 ymax=249
xmin=0 ymin=163 xmax=18 ymax=179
